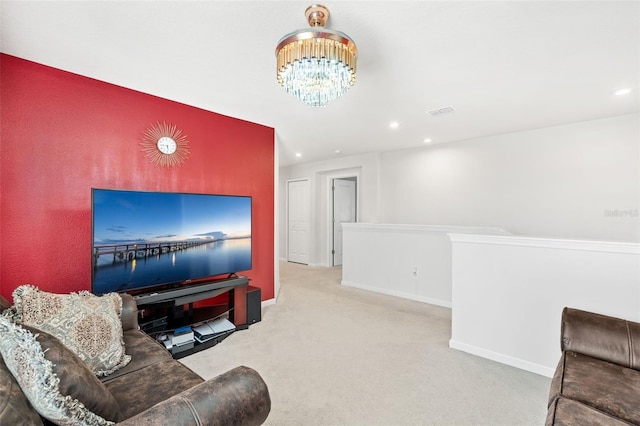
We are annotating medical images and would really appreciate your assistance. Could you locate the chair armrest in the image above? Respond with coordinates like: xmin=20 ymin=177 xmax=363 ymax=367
xmin=120 ymin=293 xmax=139 ymax=331
xmin=561 ymin=307 xmax=640 ymax=370
xmin=117 ymin=366 xmax=270 ymax=426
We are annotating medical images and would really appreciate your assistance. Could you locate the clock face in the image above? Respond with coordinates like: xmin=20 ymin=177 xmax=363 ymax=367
xmin=157 ymin=136 xmax=177 ymax=155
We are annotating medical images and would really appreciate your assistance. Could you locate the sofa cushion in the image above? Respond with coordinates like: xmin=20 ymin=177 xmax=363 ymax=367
xmin=100 ymin=329 xmax=172 ymax=383
xmin=23 ymin=325 xmax=124 ymax=422
xmin=546 ymin=397 xmax=633 ymax=426
xmin=549 ymin=350 xmax=640 ymax=424
xmin=0 ymin=316 xmax=114 ymax=425
xmin=12 ymin=285 xmax=131 ymax=377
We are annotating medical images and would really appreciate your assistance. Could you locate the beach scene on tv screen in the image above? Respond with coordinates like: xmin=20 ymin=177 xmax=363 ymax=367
xmin=92 ymin=190 xmax=252 ymax=294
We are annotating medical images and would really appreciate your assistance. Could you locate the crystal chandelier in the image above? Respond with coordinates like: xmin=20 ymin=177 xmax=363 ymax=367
xmin=276 ymin=4 xmax=358 ymax=107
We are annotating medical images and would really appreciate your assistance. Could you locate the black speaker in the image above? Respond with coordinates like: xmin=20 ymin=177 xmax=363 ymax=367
xmin=247 ymin=285 xmax=261 ymax=324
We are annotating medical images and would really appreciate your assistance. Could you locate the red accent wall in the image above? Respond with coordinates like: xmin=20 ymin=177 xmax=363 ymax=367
xmin=0 ymin=54 xmax=274 ymax=302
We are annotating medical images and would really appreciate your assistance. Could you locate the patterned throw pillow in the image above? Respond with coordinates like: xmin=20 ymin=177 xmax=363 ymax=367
xmin=0 ymin=316 xmax=115 ymax=426
xmin=12 ymin=285 xmax=131 ymax=377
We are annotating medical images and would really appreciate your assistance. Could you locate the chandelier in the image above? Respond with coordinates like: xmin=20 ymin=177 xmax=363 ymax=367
xmin=276 ymin=4 xmax=358 ymax=107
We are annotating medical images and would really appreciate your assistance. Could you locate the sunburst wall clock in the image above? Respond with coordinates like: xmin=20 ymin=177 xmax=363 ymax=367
xmin=140 ymin=122 xmax=190 ymax=167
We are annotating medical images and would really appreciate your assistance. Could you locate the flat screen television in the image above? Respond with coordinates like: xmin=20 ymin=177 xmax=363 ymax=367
xmin=91 ymin=188 xmax=252 ymax=295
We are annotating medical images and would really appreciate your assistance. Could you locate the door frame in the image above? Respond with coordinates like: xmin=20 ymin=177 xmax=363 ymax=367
xmin=326 ymin=172 xmax=360 ymax=267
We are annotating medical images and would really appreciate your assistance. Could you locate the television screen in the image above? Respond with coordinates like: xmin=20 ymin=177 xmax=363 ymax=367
xmin=91 ymin=188 xmax=252 ymax=295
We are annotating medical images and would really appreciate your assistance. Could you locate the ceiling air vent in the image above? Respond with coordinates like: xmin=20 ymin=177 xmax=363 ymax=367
xmin=427 ymin=106 xmax=456 ymax=116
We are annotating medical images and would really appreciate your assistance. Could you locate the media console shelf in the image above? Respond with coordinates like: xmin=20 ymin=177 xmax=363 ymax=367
xmin=133 ymin=276 xmax=250 ymax=358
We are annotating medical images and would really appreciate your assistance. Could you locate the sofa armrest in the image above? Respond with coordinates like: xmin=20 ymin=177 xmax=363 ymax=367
xmin=0 ymin=296 xmax=10 ymax=312
xmin=120 ymin=293 xmax=139 ymax=332
xmin=117 ymin=366 xmax=270 ymax=426
xmin=561 ymin=307 xmax=640 ymax=370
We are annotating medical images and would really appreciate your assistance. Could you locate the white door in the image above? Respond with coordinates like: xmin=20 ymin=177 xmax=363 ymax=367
xmin=332 ymin=178 xmax=357 ymax=266
xmin=287 ymin=180 xmax=310 ymax=264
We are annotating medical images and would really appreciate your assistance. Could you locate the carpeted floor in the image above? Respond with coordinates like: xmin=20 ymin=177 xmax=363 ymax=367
xmin=180 ymin=261 xmax=550 ymax=425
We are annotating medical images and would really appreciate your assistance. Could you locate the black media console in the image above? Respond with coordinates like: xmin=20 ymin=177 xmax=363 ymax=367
xmin=133 ymin=276 xmax=251 ymax=358
xmin=133 ymin=276 xmax=248 ymax=305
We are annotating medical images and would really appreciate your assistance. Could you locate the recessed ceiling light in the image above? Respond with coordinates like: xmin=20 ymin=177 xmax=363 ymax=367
xmin=389 ymin=121 xmax=400 ymax=129
xmin=613 ymin=88 xmax=632 ymax=96
xmin=334 ymin=149 xmax=342 ymax=154
xmin=295 ymin=152 xmax=302 ymax=158
xmin=423 ymin=138 xmax=432 ymax=144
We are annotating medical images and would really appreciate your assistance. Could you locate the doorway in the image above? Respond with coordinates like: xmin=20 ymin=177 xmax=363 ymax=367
xmin=331 ymin=177 xmax=357 ymax=266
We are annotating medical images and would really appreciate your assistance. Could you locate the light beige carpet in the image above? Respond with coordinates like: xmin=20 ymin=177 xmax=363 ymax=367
xmin=181 ymin=261 xmax=550 ymax=425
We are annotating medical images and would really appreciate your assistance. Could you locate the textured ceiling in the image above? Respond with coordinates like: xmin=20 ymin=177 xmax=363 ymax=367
xmin=2 ymin=1 xmax=639 ymax=166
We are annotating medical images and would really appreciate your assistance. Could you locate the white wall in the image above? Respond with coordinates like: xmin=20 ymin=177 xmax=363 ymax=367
xmin=342 ymin=223 xmax=509 ymax=307
xmin=449 ymin=233 xmax=640 ymax=377
xmin=380 ymin=114 xmax=639 ymax=242
xmin=279 ymin=113 xmax=640 ymax=264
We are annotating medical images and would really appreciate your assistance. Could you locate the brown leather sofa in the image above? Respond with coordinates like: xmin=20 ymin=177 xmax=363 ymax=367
xmin=547 ymin=307 xmax=640 ymax=425
xmin=0 ymin=293 xmax=271 ymax=425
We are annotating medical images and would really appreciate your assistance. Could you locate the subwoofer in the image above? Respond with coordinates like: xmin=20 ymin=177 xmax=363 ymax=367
xmin=247 ymin=285 xmax=261 ymax=324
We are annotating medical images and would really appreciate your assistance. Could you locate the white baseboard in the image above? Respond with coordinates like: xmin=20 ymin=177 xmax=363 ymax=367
xmin=341 ymin=280 xmax=452 ymax=309
xmin=448 ymin=339 xmax=555 ymax=378
xmin=279 ymin=259 xmax=320 ymax=267
xmin=261 ymin=298 xmax=276 ymax=308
